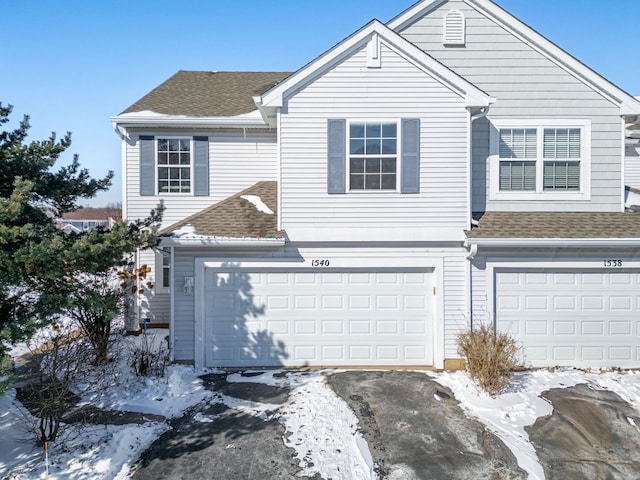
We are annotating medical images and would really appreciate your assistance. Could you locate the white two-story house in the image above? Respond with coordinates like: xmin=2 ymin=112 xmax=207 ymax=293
xmin=111 ymin=0 xmax=640 ymax=370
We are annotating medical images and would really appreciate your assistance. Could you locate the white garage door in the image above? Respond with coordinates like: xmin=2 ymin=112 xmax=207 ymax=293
xmin=496 ymin=269 xmax=640 ymax=368
xmin=204 ymin=268 xmax=434 ymax=368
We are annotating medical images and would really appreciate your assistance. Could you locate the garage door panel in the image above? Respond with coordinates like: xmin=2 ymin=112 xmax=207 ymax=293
xmin=205 ymin=268 xmax=434 ymax=367
xmin=496 ymin=269 xmax=640 ymax=368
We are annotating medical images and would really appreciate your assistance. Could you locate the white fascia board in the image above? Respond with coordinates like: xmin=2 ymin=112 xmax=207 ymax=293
xmin=110 ymin=110 xmax=270 ymax=129
xmin=159 ymin=237 xmax=285 ymax=248
xmin=388 ymin=0 xmax=640 ymax=116
xmin=466 ymin=237 xmax=640 ymax=248
xmin=388 ymin=0 xmax=447 ymax=31
xmin=258 ymin=20 xmax=490 ymax=110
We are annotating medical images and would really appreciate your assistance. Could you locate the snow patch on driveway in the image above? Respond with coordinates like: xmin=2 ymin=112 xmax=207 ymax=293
xmin=223 ymin=370 xmax=377 ymax=479
xmin=280 ymin=372 xmax=376 ymax=480
xmin=430 ymin=368 xmax=640 ymax=480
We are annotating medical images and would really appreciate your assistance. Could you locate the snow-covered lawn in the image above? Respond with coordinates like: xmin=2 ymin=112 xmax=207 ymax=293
xmin=1 ymin=328 xmax=639 ymax=479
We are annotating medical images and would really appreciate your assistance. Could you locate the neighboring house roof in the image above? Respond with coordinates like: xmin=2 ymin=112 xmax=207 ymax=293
xmin=62 ymin=207 xmax=121 ymax=221
xmin=160 ymin=181 xmax=283 ymax=241
xmin=467 ymin=212 xmax=640 ymax=242
xmin=388 ymin=0 xmax=640 ymax=116
xmin=256 ymin=20 xmax=492 ymax=126
xmin=120 ymin=71 xmax=292 ymax=117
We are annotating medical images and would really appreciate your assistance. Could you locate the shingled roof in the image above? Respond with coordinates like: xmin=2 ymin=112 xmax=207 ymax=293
xmin=160 ymin=181 xmax=283 ymax=239
xmin=467 ymin=211 xmax=640 ymax=239
xmin=121 ymin=71 xmax=292 ymax=117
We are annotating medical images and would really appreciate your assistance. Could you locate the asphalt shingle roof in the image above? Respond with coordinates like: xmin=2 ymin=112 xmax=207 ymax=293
xmin=467 ymin=211 xmax=640 ymax=239
xmin=121 ymin=71 xmax=292 ymax=117
xmin=160 ymin=181 xmax=282 ymax=239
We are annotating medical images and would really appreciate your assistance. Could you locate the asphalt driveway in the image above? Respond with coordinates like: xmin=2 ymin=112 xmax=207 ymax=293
xmin=129 ymin=370 xmax=640 ymax=480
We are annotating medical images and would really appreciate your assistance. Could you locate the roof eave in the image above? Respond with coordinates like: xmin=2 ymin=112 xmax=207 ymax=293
xmin=110 ymin=114 xmax=271 ymax=130
xmin=257 ymin=20 xmax=490 ymax=110
xmin=159 ymin=237 xmax=285 ymax=248
xmin=388 ymin=0 xmax=640 ymax=116
xmin=466 ymin=237 xmax=640 ymax=247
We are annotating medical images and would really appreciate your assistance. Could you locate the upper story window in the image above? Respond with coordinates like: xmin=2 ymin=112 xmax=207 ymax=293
xmin=349 ymin=122 xmax=398 ymax=190
xmin=327 ymin=118 xmax=420 ymax=195
xmin=490 ymin=119 xmax=591 ymax=201
xmin=139 ymin=135 xmax=209 ymax=197
xmin=157 ymin=138 xmax=191 ymax=194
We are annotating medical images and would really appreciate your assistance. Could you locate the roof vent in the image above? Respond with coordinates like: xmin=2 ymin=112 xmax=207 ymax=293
xmin=443 ymin=10 xmax=465 ymax=46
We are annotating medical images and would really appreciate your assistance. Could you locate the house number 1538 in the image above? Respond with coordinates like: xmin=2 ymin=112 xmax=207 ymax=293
xmin=603 ymin=259 xmax=623 ymax=268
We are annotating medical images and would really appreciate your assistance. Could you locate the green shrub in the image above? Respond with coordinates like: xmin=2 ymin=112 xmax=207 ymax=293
xmin=0 ymin=354 xmax=12 ymax=394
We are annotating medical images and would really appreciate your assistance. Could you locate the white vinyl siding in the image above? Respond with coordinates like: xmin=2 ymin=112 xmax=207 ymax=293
xmin=138 ymin=248 xmax=170 ymax=324
xmin=124 ymin=130 xmax=277 ymax=228
xmin=279 ymin=41 xmax=470 ymax=241
xmin=398 ymin=0 xmax=623 ymax=212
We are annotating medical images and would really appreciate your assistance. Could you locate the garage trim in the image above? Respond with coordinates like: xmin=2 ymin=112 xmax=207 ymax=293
xmin=194 ymin=256 xmax=445 ymax=369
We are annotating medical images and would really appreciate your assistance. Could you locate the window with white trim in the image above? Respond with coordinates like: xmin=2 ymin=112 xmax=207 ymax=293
xmin=349 ymin=121 xmax=398 ymax=190
xmin=157 ymin=138 xmax=191 ymax=193
xmin=490 ymin=119 xmax=590 ymax=200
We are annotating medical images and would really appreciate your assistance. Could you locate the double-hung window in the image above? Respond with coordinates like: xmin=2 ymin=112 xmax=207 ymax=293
xmin=157 ymin=138 xmax=191 ymax=194
xmin=327 ymin=118 xmax=420 ymax=194
xmin=349 ymin=121 xmax=398 ymax=191
xmin=490 ymin=119 xmax=590 ymax=200
xmin=139 ymin=135 xmax=208 ymax=197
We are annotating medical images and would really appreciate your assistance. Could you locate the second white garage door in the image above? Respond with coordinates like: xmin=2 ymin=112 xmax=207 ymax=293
xmin=496 ymin=269 xmax=640 ymax=368
xmin=204 ymin=268 xmax=434 ymax=368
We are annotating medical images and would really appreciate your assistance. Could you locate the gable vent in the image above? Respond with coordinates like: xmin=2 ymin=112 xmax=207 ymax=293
xmin=443 ymin=10 xmax=465 ymax=46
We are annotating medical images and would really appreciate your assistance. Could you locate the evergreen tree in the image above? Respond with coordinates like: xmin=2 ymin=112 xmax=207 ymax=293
xmin=0 ymin=103 xmax=161 ymax=355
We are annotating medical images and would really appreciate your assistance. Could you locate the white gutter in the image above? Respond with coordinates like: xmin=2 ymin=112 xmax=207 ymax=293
xmin=112 ymin=121 xmax=128 ymax=141
xmin=110 ymin=114 xmax=270 ymax=130
xmin=466 ymin=237 xmax=640 ymax=248
xmin=625 ymin=115 xmax=640 ymax=138
xmin=159 ymin=237 xmax=285 ymax=248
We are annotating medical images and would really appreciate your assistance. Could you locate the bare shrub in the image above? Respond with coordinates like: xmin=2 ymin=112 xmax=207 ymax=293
xmin=457 ymin=324 xmax=519 ymax=396
xmin=16 ymin=321 xmax=110 ymax=446
xmin=128 ymin=331 xmax=170 ymax=377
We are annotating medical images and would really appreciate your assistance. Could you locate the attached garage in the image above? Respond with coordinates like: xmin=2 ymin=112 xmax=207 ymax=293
xmin=495 ymin=269 xmax=640 ymax=368
xmin=199 ymin=266 xmax=435 ymax=368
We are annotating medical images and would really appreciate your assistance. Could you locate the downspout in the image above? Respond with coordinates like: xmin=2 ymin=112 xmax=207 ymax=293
xmin=466 ymin=100 xmax=494 ymax=336
xmin=169 ymin=246 xmax=175 ymax=361
xmin=467 ymin=102 xmax=493 ymax=231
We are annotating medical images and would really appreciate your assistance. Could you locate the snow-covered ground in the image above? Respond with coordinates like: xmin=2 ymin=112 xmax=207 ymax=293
xmin=1 ymin=328 xmax=639 ymax=479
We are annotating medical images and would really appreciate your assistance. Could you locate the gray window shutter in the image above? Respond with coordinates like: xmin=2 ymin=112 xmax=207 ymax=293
xmin=139 ymin=135 xmax=155 ymax=196
xmin=327 ymin=119 xmax=346 ymax=194
xmin=401 ymin=119 xmax=420 ymax=193
xmin=193 ymin=136 xmax=209 ymax=196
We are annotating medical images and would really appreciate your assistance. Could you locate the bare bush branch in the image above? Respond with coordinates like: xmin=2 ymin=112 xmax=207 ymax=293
xmin=457 ymin=324 xmax=520 ymax=396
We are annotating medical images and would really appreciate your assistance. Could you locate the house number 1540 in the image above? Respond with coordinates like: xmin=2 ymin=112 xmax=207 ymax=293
xmin=311 ymin=259 xmax=331 ymax=267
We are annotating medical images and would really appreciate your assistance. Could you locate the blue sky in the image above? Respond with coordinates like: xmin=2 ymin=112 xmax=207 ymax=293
xmin=2 ymin=0 xmax=638 ymax=207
